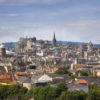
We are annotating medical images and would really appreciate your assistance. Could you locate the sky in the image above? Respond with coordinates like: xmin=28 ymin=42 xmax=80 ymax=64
xmin=0 ymin=0 xmax=100 ymax=43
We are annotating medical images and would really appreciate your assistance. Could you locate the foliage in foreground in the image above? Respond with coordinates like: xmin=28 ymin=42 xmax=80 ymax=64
xmin=0 ymin=83 xmax=100 ymax=100
xmin=25 ymin=83 xmax=100 ymax=100
xmin=0 ymin=84 xmax=28 ymax=100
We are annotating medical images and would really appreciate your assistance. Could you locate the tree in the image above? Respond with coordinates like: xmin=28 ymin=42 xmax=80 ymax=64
xmin=86 ymin=90 xmax=100 ymax=100
xmin=29 ymin=65 xmax=37 ymax=69
xmin=0 ymin=84 xmax=27 ymax=100
xmin=7 ymin=85 xmax=27 ymax=100
xmin=59 ymin=91 xmax=87 ymax=100
xmin=25 ymin=87 xmax=41 ymax=100
xmin=87 ymin=84 xmax=100 ymax=100
xmin=55 ymin=67 xmax=71 ymax=75
xmin=37 ymin=86 xmax=56 ymax=100
xmin=0 ymin=85 xmax=8 ymax=99
xmin=76 ymin=70 xmax=91 ymax=76
xmin=25 ymin=86 xmax=57 ymax=100
xmin=55 ymin=82 xmax=68 ymax=97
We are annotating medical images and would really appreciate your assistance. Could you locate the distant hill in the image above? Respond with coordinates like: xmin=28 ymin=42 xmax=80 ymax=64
xmin=58 ymin=41 xmax=100 ymax=48
xmin=94 ymin=44 xmax=100 ymax=48
xmin=2 ymin=41 xmax=100 ymax=50
xmin=58 ymin=41 xmax=84 ymax=45
xmin=3 ymin=42 xmax=17 ymax=50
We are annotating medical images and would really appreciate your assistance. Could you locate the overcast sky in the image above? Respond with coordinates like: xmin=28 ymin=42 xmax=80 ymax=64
xmin=0 ymin=0 xmax=100 ymax=43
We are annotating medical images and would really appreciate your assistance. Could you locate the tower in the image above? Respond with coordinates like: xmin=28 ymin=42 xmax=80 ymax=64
xmin=0 ymin=44 xmax=6 ymax=57
xmin=52 ymin=32 xmax=57 ymax=46
xmin=87 ymin=41 xmax=93 ymax=52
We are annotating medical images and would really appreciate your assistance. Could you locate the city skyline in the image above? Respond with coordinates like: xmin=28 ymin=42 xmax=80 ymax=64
xmin=0 ymin=0 xmax=100 ymax=43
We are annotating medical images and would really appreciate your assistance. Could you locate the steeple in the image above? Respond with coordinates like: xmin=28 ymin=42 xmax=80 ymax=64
xmin=52 ymin=32 xmax=56 ymax=46
xmin=54 ymin=32 xmax=56 ymax=40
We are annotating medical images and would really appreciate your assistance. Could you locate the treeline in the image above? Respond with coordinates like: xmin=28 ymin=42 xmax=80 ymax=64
xmin=0 ymin=83 xmax=100 ymax=100
xmin=0 ymin=84 xmax=27 ymax=100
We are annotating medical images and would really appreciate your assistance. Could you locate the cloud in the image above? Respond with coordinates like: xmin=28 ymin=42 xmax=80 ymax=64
xmin=0 ymin=18 xmax=100 ymax=43
xmin=0 ymin=0 xmax=66 ymax=6
xmin=0 ymin=0 xmax=100 ymax=43
xmin=0 ymin=13 xmax=19 ymax=17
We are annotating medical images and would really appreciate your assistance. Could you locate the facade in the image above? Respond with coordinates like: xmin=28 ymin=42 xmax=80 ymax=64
xmin=0 ymin=44 xmax=6 ymax=57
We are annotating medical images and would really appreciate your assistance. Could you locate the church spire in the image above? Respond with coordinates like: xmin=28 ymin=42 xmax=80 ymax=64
xmin=54 ymin=32 xmax=56 ymax=39
xmin=52 ymin=32 xmax=56 ymax=46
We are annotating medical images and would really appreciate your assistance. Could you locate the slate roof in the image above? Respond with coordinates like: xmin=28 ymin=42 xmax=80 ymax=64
xmin=17 ymin=77 xmax=32 ymax=83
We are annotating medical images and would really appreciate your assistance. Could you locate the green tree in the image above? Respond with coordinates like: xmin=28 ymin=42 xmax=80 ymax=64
xmin=87 ymin=84 xmax=100 ymax=100
xmin=37 ymin=86 xmax=56 ymax=100
xmin=0 ymin=84 xmax=28 ymax=100
xmin=25 ymin=86 xmax=57 ymax=100
xmin=77 ymin=70 xmax=91 ymax=76
xmin=29 ymin=65 xmax=37 ymax=69
xmin=55 ymin=82 xmax=67 ymax=97
xmin=25 ymin=86 xmax=41 ymax=100
xmin=55 ymin=67 xmax=71 ymax=75
xmin=0 ymin=85 xmax=8 ymax=99
xmin=59 ymin=91 xmax=87 ymax=100
xmin=86 ymin=90 xmax=100 ymax=100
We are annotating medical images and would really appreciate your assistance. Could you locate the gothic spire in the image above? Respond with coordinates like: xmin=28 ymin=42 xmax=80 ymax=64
xmin=53 ymin=32 xmax=56 ymax=46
